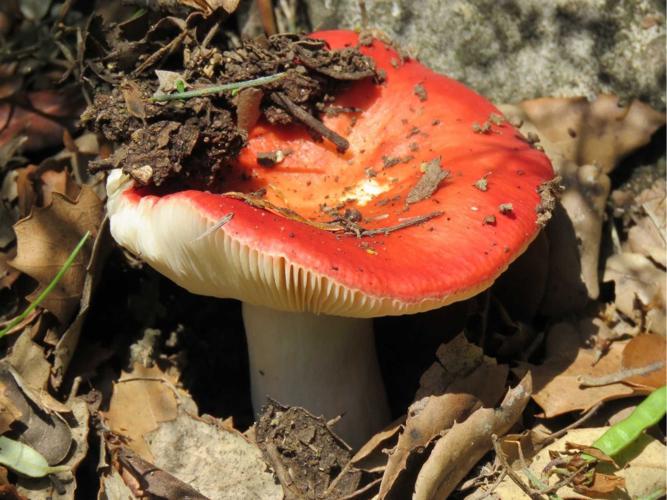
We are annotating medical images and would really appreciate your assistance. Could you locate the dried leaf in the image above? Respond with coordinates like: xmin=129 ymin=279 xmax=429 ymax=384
xmin=52 ymin=218 xmax=112 ymax=389
xmin=147 ymin=411 xmax=282 ymax=499
xmin=412 ymin=374 xmax=532 ymax=500
xmin=500 ymin=96 xmax=665 ymax=309
xmin=406 ymin=158 xmax=449 ymax=204
xmin=0 ymin=366 xmax=72 ymax=466
xmin=351 ymin=419 xmax=402 ymax=473
xmin=116 ymin=447 xmax=208 ymax=499
xmin=528 ymin=321 xmax=640 ymax=418
xmin=15 ymin=397 xmax=90 ymax=500
xmin=9 ymin=186 xmax=103 ymax=324
xmin=0 ymin=91 xmax=82 ymax=152
xmin=6 ymin=324 xmax=50 ymax=390
xmin=0 ymin=381 xmax=22 ymax=434
xmin=604 ymin=253 xmax=666 ymax=334
xmin=380 ymin=334 xmax=508 ymax=497
xmin=622 ymin=334 xmax=666 ymax=389
xmin=103 ymin=364 xmax=181 ymax=461
xmin=502 ymin=95 xmax=666 ymax=173
xmin=574 ymin=472 xmax=626 ymax=496
xmin=494 ymin=428 xmax=666 ymax=499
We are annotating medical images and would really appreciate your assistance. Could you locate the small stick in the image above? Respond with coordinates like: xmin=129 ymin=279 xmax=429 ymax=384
xmin=578 ymin=361 xmax=665 ymax=387
xmin=271 ymin=92 xmax=350 ymax=152
xmin=537 ymin=401 xmax=603 ymax=449
xmin=359 ymin=211 xmax=443 ymax=237
xmin=151 ymin=73 xmax=287 ymax=102
xmin=492 ymin=434 xmax=543 ymax=500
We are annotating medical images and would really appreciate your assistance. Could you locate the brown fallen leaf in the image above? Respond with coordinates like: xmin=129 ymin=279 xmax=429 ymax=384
xmin=494 ymin=428 xmax=666 ymax=499
xmin=0 ymin=364 xmax=73 ymax=466
xmin=573 ymin=472 xmax=626 ymax=497
xmin=626 ymin=179 xmax=666 ymax=270
xmin=603 ymin=252 xmax=666 ymax=335
xmin=15 ymin=397 xmax=90 ymax=500
xmin=9 ymin=186 xmax=103 ymax=324
xmin=51 ymin=217 xmax=112 ymax=389
xmin=14 ymin=164 xmax=38 ymax=219
xmin=38 ymin=168 xmax=80 ymax=208
xmin=411 ymin=374 xmax=532 ymax=500
xmin=621 ymin=334 xmax=666 ymax=389
xmin=0 ymin=380 xmax=22 ymax=434
xmin=6 ymin=321 xmax=51 ymax=390
xmin=145 ymin=411 xmax=282 ymax=500
xmin=505 ymin=95 xmax=666 ymax=173
xmin=0 ymin=91 xmax=83 ymax=153
xmin=527 ymin=321 xmax=642 ymax=418
xmin=500 ymin=96 xmax=665 ymax=309
xmin=115 ymin=447 xmax=209 ymax=499
xmin=351 ymin=418 xmax=403 ymax=474
xmin=379 ymin=333 xmax=508 ymax=498
xmin=102 ymin=364 xmax=181 ymax=461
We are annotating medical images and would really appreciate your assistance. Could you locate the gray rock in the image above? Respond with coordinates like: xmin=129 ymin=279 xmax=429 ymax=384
xmin=305 ymin=0 xmax=666 ymax=109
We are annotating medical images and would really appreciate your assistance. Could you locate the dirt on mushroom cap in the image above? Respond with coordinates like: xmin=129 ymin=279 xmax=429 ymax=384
xmin=83 ymin=31 xmax=377 ymax=187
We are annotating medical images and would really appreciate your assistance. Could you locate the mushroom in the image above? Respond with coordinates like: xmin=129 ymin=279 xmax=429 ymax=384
xmin=105 ymin=31 xmax=554 ymax=447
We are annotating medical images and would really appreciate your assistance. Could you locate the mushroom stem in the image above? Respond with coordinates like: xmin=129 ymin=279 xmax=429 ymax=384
xmin=242 ymin=302 xmax=390 ymax=448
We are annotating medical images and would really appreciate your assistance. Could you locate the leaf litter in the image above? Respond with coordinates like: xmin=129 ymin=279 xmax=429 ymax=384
xmin=0 ymin=2 xmax=663 ymax=499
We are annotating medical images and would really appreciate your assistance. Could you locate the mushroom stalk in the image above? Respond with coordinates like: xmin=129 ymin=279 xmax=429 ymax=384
xmin=242 ymin=302 xmax=390 ymax=448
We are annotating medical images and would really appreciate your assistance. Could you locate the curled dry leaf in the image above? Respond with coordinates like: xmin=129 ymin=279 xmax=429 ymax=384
xmin=621 ymin=334 xmax=666 ymax=389
xmin=626 ymin=179 xmax=666 ymax=268
xmin=351 ymin=419 xmax=403 ymax=474
xmin=379 ymin=333 xmax=508 ymax=498
xmin=411 ymin=374 xmax=532 ymax=500
xmin=0 ymin=365 xmax=72 ymax=466
xmin=9 ymin=186 xmax=103 ymax=324
xmin=493 ymin=428 xmax=666 ymax=499
xmin=527 ymin=321 xmax=641 ymax=418
xmin=15 ymin=398 xmax=90 ymax=500
xmin=499 ymin=97 xmax=665 ymax=310
xmin=603 ymin=252 xmax=666 ymax=335
xmin=6 ymin=321 xmax=51 ymax=391
xmin=502 ymin=95 xmax=666 ymax=174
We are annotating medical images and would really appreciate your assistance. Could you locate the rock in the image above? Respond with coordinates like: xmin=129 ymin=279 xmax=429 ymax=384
xmin=305 ymin=0 xmax=666 ymax=110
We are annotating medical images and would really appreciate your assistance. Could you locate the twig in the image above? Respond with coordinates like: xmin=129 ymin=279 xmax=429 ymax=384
xmin=359 ymin=211 xmax=443 ymax=236
xmin=339 ymin=477 xmax=382 ymax=499
xmin=578 ymin=361 xmax=665 ymax=387
xmin=492 ymin=434 xmax=544 ymax=500
xmin=540 ymin=463 xmax=588 ymax=496
xmin=537 ymin=401 xmax=604 ymax=450
xmin=271 ymin=92 xmax=350 ymax=152
xmin=264 ymin=442 xmax=301 ymax=499
xmin=152 ymin=73 xmax=287 ymax=101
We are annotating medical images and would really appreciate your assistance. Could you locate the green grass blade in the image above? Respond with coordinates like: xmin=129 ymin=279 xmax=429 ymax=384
xmin=0 ymin=230 xmax=91 ymax=339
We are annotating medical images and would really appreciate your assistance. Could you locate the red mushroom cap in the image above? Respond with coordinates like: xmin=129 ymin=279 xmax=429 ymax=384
xmin=106 ymin=30 xmax=554 ymax=317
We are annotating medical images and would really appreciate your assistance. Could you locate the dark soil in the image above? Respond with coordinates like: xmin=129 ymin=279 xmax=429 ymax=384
xmin=82 ymin=21 xmax=378 ymax=188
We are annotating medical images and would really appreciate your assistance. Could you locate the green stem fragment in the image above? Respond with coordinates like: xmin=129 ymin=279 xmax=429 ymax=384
xmin=0 ymin=230 xmax=91 ymax=339
xmin=584 ymin=385 xmax=666 ymax=461
xmin=151 ymin=72 xmax=287 ymax=102
xmin=0 ymin=436 xmax=69 ymax=477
